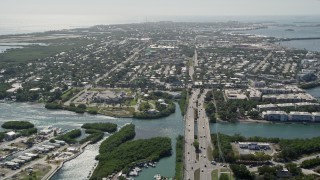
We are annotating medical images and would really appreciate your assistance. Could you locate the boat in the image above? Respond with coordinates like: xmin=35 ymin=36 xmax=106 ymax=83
xmin=148 ymin=162 xmax=156 ymax=167
xmin=154 ymin=173 xmax=161 ymax=180
xmin=129 ymin=170 xmax=139 ymax=176
xmin=144 ymin=163 xmax=149 ymax=168
xmin=134 ymin=167 xmax=142 ymax=172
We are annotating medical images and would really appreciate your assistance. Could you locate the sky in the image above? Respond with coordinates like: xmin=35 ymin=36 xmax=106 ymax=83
xmin=1 ymin=0 xmax=320 ymax=34
xmin=1 ymin=0 xmax=320 ymax=17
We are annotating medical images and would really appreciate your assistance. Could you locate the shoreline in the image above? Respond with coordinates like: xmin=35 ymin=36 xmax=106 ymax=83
xmin=237 ymin=119 xmax=320 ymax=125
xmin=44 ymin=141 xmax=91 ymax=180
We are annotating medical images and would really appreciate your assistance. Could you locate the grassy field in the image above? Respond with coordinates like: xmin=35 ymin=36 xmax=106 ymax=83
xmin=212 ymin=169 xmax=218 ymax=180
xmin=9 ymin=164 xmax=51 ymax=180
xmin=207 ymin=146 xmax=213 ymax=161
xmin=98 ymin=106 xmax=135 ymax=117
xmin=212 ymin=169 xmax=234 ymax=180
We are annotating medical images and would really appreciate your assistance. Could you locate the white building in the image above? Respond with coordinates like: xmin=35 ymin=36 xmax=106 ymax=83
xmin=262 ymin=111 xmax=288 ymax=121
xmin=5 ymin=131 xmax=16 ymax=141
xmin=257 ymin=104 xmax=277 ymax=111
xmin=312 ymin=112 xmax=320 ymax=122
xmin=289 ymin=112 xmax=313 ymax=121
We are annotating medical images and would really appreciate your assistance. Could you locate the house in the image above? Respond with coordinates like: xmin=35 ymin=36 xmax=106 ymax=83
xmin=39 ymin=128 xmax=52 ymax=135
xmin=5 ymin=131 xmax=16 ymax=141
xmin=67 ymin=147 xmax=79 ymax=152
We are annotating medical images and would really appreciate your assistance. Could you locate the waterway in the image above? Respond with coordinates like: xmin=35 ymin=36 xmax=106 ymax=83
xmin=0 ymin=103 xmax=184 ymax=179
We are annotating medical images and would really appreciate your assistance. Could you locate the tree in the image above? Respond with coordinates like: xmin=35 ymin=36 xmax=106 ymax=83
xmin=193 ymin=140 xmax=199 ymax=152
xmin=285 ymin=163 xmax=302 ymax=176
xmin=77 ymin=104 xmax=87 ymax=109
xmin=230 ymin=164 xmax=253 ymax=180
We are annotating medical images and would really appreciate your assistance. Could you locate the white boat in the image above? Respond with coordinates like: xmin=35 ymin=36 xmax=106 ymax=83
xmin=129 ymin=170 xmax=138 ymax=176
xmin=154 ymin=173 xmax=161 ymax=180
xmin=134 ymin=167 xmax=142 ymax=172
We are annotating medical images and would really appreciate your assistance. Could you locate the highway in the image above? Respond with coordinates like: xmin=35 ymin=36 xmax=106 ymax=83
xmin=184 ymin=88 xmax=216 ymax=180
xmin=184 ymin=89 xmax=200 ymax=180
xmin=197 ymin=89 xmax=215 ymax=180
xmin=184 ymin=47 xmax=215 ymax=180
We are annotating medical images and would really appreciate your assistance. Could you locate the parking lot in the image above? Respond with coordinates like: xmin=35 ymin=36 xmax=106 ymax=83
xmin=232 ymin=142 xmax=275 ymax=155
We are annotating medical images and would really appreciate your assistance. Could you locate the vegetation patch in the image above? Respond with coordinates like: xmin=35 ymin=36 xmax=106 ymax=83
xmin=81 ymin=123 xmax=117 ymax=133
xmin=1 ymin=121 xmax=34 ymax=130
xmin=301 ymin=158 xmax=320 ymax=169
xmin=178 ymin=90 xmax=188 ymax=115
xmin=98 ymin=124 xmax=135 ymax=153
xmin=91 ymin=124 xmax=172 ymax=179
xmin=230 ymin=164 xmax=253 ymax=180
xmin=56 ymin=129 xmax=81 ymax=144
xmin=80 ymin=131 xmax=104 ymax=144
xmin=175 ymin=135 xmax=184 ymax=180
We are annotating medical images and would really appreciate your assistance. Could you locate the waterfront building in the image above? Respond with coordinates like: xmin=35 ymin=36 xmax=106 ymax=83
xmin=262 ymin=111 xmax=288 ymax=121
xmin=257 ymin=104 xmax=277 ymax=111
xmin=5 ymin=131 xmax=16 ymax=141
xmin=312 ymin=112 xmax=320 ymax=122
xmin=289 ymin=112 xmax=313 ymax=121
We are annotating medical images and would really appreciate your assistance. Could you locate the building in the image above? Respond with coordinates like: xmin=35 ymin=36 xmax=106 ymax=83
xmin=312 ymin=112 xmax=320 ymax=122
xmin=277 ymin=103 xmax=295 ymax=109
xmin=251 ymin=81 xmax=266 ymax=88
xmin=224 ymin=89 xmax=247 ymax=100
xmin=248 ymin=88 xmax=262 ymax=101
xmin=5 ymin=131 xmax=16 ymax=141
xmin=39 ymin=128 xmax=53 ymax=135
xmin=258 ymin=88 xmax=292 ymax=94
xmin=257 ymin=104 xmax=277 ymax=111
xmin=262 ymin=111 xmax=288 ymax=121
xmin=289 ymin=112 xmax=313 ymax=121
xmin=262 ymin=93 xmax=316 ymax=103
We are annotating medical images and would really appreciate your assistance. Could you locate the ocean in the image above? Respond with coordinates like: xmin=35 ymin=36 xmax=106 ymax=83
xmin=241 ymin=25 xmax=320 ymax=52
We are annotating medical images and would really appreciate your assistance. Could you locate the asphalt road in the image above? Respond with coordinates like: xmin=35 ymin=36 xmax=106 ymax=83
xmin=184 ymin=89 xmax=199 ymax=180
xmin=197 ymin=89 xmax=215 ymax=180
xmin=184 ymin=88 xmax=216 ymax=180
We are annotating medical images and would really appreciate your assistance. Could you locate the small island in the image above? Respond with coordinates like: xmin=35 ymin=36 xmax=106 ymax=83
xmin=91 ymin=124 xmax=172 ymax=179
